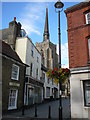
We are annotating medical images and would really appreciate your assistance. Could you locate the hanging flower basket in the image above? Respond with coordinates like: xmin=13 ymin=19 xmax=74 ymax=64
xmin=46 ymin=68 xmax=71 ymax=84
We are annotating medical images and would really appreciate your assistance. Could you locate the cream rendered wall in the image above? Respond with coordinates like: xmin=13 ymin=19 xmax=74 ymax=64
xmin=15 ymin=37 xmax=27 ymax=64
xmin=15 ymin=37 xmax=41 ymax=80
xmin=70 ymin=67 xmax=90 ymax=118
xmin=26 ymin=38 xmax=41 ymax=79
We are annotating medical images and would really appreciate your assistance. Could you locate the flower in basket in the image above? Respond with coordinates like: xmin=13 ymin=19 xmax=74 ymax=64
xmin=46 ymin=68 xmax=70 ymax=84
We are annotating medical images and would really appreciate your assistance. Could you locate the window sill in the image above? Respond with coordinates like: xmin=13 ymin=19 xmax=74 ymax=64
xmin=11 ymin=78 xmax=19 ymax=81
xmin=84 ymin=106 xmax=90 ymax=109
xmin=8 ymin=107 xmax=17 ymax=110
xmin=11 ymin=77 xmax=19 ymax=80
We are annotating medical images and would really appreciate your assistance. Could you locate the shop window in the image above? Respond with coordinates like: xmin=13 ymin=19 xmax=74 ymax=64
xmin=11 ymin=64 xmax=19 ymax=80
xmin=8 ymin=89 xmax=18 ymax=110
xmin=83 ymin=80 xmax=90 ymax=107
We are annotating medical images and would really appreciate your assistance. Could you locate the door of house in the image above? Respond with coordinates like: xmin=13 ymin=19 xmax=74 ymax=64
xmin=28 ymin=88 xmax=33 ymax=105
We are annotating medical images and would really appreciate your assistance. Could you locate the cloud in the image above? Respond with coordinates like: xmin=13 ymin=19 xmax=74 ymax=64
xmin=57 ymin=42 xmax=69 ymax=68
xmin=18 ymin=3 xmax=46 ymax=36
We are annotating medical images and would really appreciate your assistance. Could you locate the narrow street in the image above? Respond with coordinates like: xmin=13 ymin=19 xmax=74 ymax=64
xmin=2 ymin=97 xmax=71 ymax=120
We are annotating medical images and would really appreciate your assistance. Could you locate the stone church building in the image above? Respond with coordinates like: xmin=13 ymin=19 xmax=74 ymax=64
xmin=36 ymin=7 xmax=58 ymax=70
xmin=36 ymin=8 xmax=59 ymax=99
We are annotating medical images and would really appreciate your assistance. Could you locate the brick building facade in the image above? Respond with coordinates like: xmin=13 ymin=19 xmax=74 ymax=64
xmin=0 ymin=17 xmax=22 ymax=50
xmin=65 ymin=2 xmax=90 ymax=68
xmin=1 ymin=40 xmax=26 ymax=114
xmin=65 ymin=1 xmax=90 ymax=118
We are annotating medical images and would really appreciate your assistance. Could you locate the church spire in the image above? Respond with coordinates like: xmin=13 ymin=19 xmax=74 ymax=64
xmin=43 ymin=7 xmax=50 ymax=41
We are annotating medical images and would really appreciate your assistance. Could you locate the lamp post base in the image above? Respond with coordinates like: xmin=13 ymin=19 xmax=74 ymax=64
xmin=59 ymin=107 xmax=62 ymax=120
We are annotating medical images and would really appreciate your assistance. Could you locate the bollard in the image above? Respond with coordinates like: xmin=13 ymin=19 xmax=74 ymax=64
xmin=48 ymin=105 xmax=51 ymax=119
xmin=35 ymin=103 xmax=37 ymax=117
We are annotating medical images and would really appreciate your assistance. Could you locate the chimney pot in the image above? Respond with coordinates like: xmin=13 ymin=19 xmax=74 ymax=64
xmin=14 ymin=17 xmax=16 ymax=21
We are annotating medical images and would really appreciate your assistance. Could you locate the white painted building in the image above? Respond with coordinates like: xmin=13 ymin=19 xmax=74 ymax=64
xmin=70 ymin=67 xmax=90 ymax=118
xmin=41 ymin=64 xmax=59 ymax=100
xmin=15 ymin=36 xmax=44 ymax=105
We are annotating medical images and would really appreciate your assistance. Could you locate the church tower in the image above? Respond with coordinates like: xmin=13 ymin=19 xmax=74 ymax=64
xmin=36 ymin=7 xmax=58 ymax=69
xmin=36 ymin=7 xmax=59 ymax=99
xmin=43 ymin=7 xmax=49 ymax=41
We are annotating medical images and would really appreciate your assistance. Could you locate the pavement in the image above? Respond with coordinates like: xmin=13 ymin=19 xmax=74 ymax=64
xmin=2 ymin=97 xmax=71 ymax=120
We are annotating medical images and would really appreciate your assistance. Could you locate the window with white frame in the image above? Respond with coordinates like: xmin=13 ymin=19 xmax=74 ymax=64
xmin=8 ymin=89 xmax=18 ymax=109
xmin=30 ymin=63 xmax=33 ymax=76
xmin=31 ymin=45 xmax=34 ymax=57
xmin=11 ymin=64 xmax=19 ymax=80
xmin=37 ymin=52 xmax=39 ymax=62
xmin=88 ymin=38 xmax=90 ymax=60
xmin=85 ymin=12 xmax=90 ymax=24
xmin=83 ymin=81 xmax=90 ymax=107
xmin=36 ymin=68 xmax=38 ymax=79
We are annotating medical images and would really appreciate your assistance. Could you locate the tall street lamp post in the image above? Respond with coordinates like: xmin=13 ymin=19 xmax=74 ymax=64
xmin=54 ymin=1 xmax=64 ymax=120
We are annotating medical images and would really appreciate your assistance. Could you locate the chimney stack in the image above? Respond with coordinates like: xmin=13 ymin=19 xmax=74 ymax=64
xmin=14 ymin=17 xmax=16 ymax=21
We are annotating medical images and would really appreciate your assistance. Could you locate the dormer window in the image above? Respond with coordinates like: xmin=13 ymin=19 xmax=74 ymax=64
xmin=85 ymin=12 xmax=90 ymax=24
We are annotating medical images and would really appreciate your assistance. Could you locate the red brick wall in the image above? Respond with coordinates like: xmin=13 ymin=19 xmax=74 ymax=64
xmin=67 ymin=5 xmax=90 ymax=68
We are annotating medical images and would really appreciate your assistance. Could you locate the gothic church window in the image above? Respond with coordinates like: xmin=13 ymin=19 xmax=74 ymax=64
xmin=52 ymin=50 xmax=53 ymax=58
